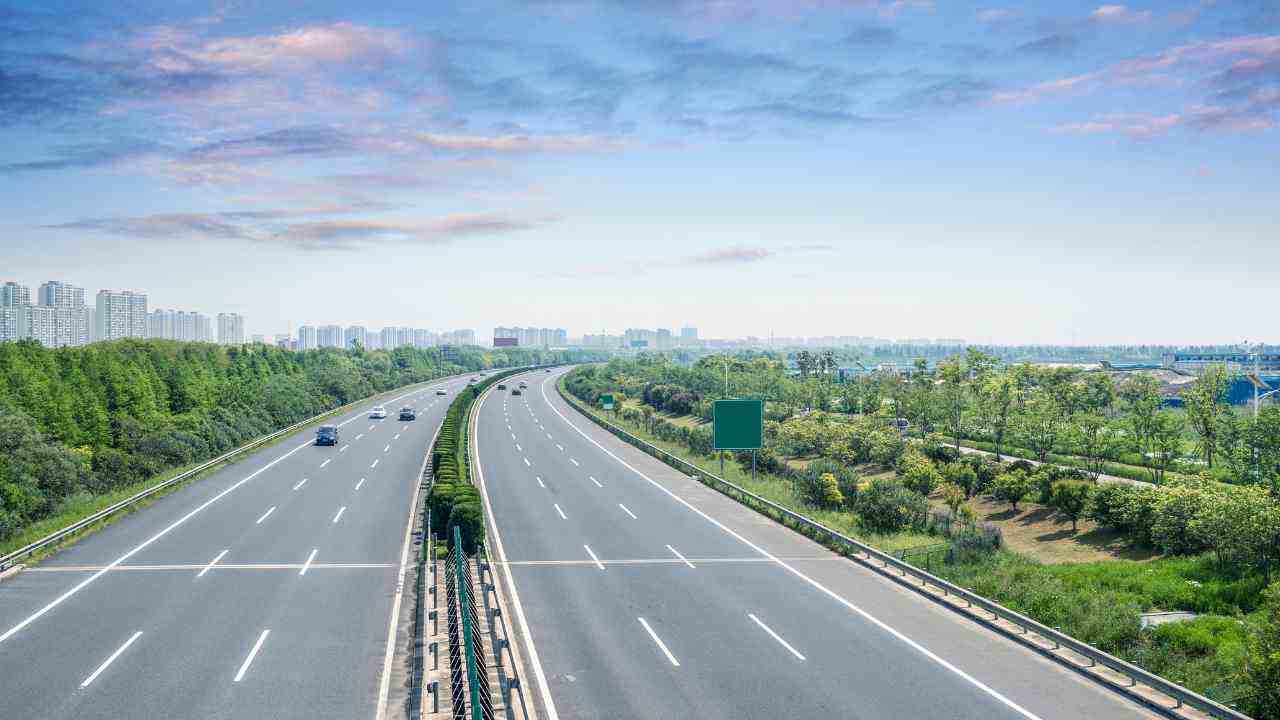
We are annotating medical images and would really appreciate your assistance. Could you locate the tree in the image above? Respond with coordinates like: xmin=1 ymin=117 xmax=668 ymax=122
xmin=992 ymin=470 xmax=1032 ymax=511
xmin=944 ymin=461 xmax=979 ymax=499
xmin=940 ymin=482 xmax=967 ymax=518
xmin=1048 ymin=480 xmax=1092 ymax=532
xmin=900 ymin=451 xmax=941 ymax=496
xmin=976 ymin=374 xmax=1016 ymax=461
xmin=794 ymin=350 xmax=814 ymax=380
xmin=1182 ymin=363 xmax=1230 ymax=468
xmin=1120 ymin=374 xmax=1162 ymax=459
xmin=1148 ymin=410 xmax=1186 ymax=484
xmin=1069 ymin=412 xmax=1119 ymax=480
xmin=1016 ymin=391 xmax=1065 ymax=463
xmin=1081 ymin=372 xmax=1117 ymax=417
xmin=937 ymin=359 xmax=968 ymax=457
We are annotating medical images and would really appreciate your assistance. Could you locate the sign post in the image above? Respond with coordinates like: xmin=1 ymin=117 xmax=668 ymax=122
xmin=713 ymin=399 xmax=764 ymax=481
xmin=600 ymin=394 xmax=615 ymax=411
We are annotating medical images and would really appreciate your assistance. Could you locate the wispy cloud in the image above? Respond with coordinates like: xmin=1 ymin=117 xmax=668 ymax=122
xmin=44 ymin=207 xmax=556 ymax=251
xmin=1088 ymin=5 xmax=1152 ymax=25
xmin=415 ymin=133 xmax=624 ymax=153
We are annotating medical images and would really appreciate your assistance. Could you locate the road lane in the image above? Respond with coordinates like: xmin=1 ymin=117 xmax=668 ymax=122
xmin=476 ymin=368 xmax=1162 ymax=720
xmin=0 ymin=371 xmax=485 ymax=720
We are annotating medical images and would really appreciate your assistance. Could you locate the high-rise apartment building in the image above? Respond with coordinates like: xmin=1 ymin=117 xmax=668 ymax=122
xmin=217 ymin=313 xmax=245 ymax=345
xmin=95 ymin=290 xmax=147 ymax=341
xmin=413 ymin=329 xmax=432 ymax=349
xmin=297 ymin=325 xmax=318 ymax=350
xmin=344 ymin=325 xmax=367 ymax=349
xmin=317 ymin=325 xmax=344 ymax=348
xmin=379 ymin=326 xmax=400 ymax=349
xmin=2 ymin=281 xmax=31 ymax=308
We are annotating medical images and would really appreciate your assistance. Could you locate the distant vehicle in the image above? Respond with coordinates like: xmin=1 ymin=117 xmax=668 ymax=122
xmin=369 ymin=405 xmax=388 ymax=419
xmin=315 ymin=425 xmax=339 ymax=446
xmin=518 ymin=381 xmax=528 ymax=388
xmin=436 ymin=389 xmax=447 ymax=396
xmin=497 ymin=384 xmax=507 ymax=390
xmin=545 ymin=369 xmax=551 ymax=373
xmin=469 ymin=377 xmax=478 ymax=384
xmin=399 ymin=407 xmax=416 ymax=421
xmin=512 ymin=389 xmax=522 ymax=396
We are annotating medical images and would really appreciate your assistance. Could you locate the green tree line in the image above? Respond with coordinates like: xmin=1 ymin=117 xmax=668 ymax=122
xmin=0 ymin=339 xmax=597 ymax=544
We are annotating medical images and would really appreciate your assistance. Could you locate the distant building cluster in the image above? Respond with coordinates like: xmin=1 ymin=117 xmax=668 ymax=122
xmin=1 ymin=279 xmax=247 ymax=349
xmin=492 ymin=326 xmax=568 ymax=348
xmin=290 ymin=325 xmax=475 ymax=351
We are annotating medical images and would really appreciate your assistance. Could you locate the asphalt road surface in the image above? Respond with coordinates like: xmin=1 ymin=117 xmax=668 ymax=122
xmin=0 ymin=371 xmax=484 ymax=720
xmin=474 ymin=368 xmax=1162 ymax=720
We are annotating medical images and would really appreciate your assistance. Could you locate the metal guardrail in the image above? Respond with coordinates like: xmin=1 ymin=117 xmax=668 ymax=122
xmin=558 ymin=381 xmax=1253 ymax=720
xmin=476 ymin=542 xmax=522 ymax=699
xmin=456 ymin=526 xmax=495 ymax=720
xmin=0 ymin=372 xmax=473 ymax=574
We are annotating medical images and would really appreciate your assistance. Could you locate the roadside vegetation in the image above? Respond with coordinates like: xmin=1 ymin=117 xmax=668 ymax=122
xmin=564 ymin=357 xmax=1280 ymax=717
xmin=0 ymin=339 xmax=593 ymax=552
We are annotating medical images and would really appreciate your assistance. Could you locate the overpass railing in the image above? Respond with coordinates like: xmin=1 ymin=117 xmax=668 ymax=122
xmin=558 ymin=379 xmax=1253 ymax=720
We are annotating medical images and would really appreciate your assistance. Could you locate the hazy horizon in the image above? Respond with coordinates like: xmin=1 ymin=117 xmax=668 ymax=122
xmin=3 ymin=1 xmax=1277 ymax=346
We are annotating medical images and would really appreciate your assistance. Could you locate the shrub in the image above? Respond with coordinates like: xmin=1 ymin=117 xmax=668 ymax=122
xmin=818 ymin=473 xmax=845 ymax=509
xmin=1150 ymin=481 xmax=1212 ymax=556
xmin=943 ymin=462 xmax=979 ymax=499
xmin=992 ymin=470 xmax=1033 ymax=511
xmin=900 ymin=451 xmax=941 ymax=496
xmin=796 ymin=458 xmax=857 ymax=509
xmin=857 ymin=479 xmax=928 ymax=533
xmin=1244 ymin=583 xmax=1280 ymax=718
xmin=1049 ymin=480 xmax=1093 ymax=532
xmin=940 ymin=481 xmax=967 ymax=518
xmin=448 ymin=500 xmax=485 ymax=552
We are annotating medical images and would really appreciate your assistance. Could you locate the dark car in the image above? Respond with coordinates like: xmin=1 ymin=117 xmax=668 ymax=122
xmin=315 ymin=425 xmax=339 ymax=446
xmin=545 ymin=369 xmax=551 ymax=372
xmin=511 ymin=388 xmax=522 ymax=396
xmin=497 ymin=384 xmax=507 ymax=390
xmin=399 ymin=407 xmax=416 ymax=421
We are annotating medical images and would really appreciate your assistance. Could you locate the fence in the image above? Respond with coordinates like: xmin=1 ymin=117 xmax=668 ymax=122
xmin=446 ymin=526 xmax=495 ymax=720
xmin=558 ymin=380 xmax=1253 ymax=720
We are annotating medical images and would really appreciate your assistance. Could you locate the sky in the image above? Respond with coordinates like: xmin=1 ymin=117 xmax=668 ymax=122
xmin=1 ymin=0 xmax=1277 ymax=346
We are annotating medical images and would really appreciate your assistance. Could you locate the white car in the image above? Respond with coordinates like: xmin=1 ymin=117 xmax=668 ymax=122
xmin=369 ymin=405 xmax=388 ymax=419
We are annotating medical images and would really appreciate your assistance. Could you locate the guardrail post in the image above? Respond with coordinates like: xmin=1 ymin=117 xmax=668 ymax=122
xmin=430 ymin=641 xmax=438 ymax=670
xmin=429 ymin=610 xmax=437 ymax=635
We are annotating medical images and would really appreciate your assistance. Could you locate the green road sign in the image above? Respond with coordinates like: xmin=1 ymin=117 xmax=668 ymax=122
xmin=601 ymin=394 xmax=615 ymax=410
xmin=713 ymin=399 xmax=763 ymax=450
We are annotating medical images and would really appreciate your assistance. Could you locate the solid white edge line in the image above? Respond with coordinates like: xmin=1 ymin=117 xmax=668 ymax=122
xmin=333 ymin=506 xmax=346 ymax=524
xmin=197 ymin=549 xmax=230 ymax=577
xmin=255 ymin=506 xmax=275 ymax=524
xmin=234 ymin=629 xmax=270 ymax=682
xmin=666 ymin=544 xmax=696 ymax=569
xmin=540 ymin=373 xmax=1044 ymax=720
xmin=583 ymin=544 xmax=605 ymax=570
xmin=618 ymin=504 xmax=637 ymax=520
xmin=374 ymin=413 xmax=437 ymax=720
xmin=474 ymin=383 xmax=560 ymax=720
xmin=637 ymin=617 xmax=679 ymax=667
xmin=553 ymin=503 xmax=567 ymax=520
xmin=748 ymin=613 xmax=806 ymax=661
xmin=81 ymin=630 xmax=143 ymax=687
xmin=299 ymin=548 xmax=318 ymax=576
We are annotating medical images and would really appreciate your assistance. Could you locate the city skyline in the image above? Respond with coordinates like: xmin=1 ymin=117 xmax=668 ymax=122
xmin=1 ymin=2 xmax=1276 ymax=345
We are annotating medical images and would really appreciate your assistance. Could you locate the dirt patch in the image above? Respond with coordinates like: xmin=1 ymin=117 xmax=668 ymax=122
xmin=934 ymin=494 xmax=1160 ymax=564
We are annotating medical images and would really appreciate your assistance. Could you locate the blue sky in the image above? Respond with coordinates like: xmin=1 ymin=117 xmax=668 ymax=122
xmin=1 ymin=0 xmax=1277 ymax=344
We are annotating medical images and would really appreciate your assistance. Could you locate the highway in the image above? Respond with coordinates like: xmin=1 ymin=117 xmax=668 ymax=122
xmin=0 ymin=371 xmax=482 ymax=720
xmin=475 ymin=368 xmax=1163 ymax=720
